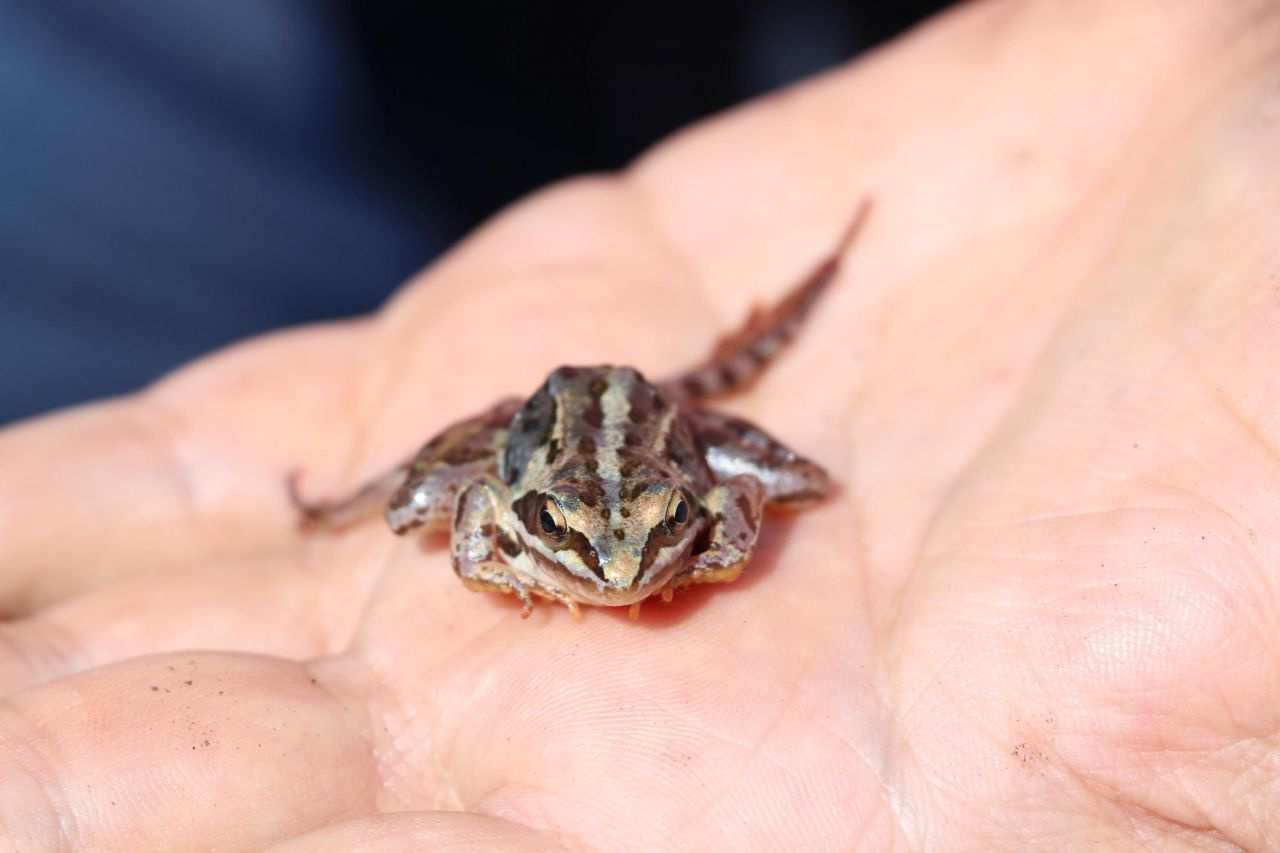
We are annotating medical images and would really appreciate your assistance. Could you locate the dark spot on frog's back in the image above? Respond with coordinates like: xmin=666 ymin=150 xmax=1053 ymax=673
xmin=442 ymin=444 xmax=495 ymax=466
xmin=619 ymin=457 xmax=644 ymax=482
xmin=668 ymin=418 xmax=712 ymax=486
xmin=525 ymin=385 xmax=558 ymax=432
xmin=574 ymin=476 xmax=604 ymax=509
xmin=583 ymin=400 xmax=604 ymax=429
xmin=503 ymin=385 xmax=557 ymax=484
xmin=628 ymin=379 xmax=665 ymax=425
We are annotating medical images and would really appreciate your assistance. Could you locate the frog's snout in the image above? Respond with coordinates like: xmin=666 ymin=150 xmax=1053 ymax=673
xmin=600 ymin=550 xmax=643 ymax=588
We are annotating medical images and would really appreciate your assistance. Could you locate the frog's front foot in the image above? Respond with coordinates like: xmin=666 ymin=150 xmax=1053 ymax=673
xmin=451 ymin=477 xmax=584 ymax=620
xmin=458 ymin=565 xmax=583 ymax=620
xmin=672 ymin=474 xmax=766 ymax=589
xmin=458 ymin=566 xmax=536 ymax=616
xmin=451 ymin=476 xmax=527 ymax=611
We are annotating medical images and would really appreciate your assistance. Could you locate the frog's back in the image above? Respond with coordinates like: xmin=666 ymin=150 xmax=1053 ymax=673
xmin=500 ymin=365 xmax=713 ymax=496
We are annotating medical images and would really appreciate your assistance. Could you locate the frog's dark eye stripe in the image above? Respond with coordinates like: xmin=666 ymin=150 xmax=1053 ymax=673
xmin=514 ymin=490 xmax=570 ymax=544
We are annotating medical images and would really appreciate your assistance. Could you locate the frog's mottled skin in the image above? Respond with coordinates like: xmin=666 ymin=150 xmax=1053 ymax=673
xmin=291 ymin=202 xmax=870 ymax=618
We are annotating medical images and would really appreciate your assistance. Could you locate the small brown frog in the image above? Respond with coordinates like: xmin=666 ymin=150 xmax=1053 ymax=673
xmin=291 ymin=201 xmax=871 ymax=619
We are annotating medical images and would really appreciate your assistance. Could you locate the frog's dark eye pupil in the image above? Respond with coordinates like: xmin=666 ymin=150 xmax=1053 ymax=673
xmin=539 ymin=508 xmax=559 ymax=534
xmin=673 ymin=499 xmax=688 ymax=524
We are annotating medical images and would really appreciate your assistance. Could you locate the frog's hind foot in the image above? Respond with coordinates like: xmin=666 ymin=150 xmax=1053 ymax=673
xmin=286 ymin=469 xmax=324 ymax=530
xmin=288 ymin=466 xmax=408 ymax=533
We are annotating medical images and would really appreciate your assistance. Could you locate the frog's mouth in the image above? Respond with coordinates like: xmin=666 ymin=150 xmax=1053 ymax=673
xmin=524 ymin=538 xmax=694 ymax=606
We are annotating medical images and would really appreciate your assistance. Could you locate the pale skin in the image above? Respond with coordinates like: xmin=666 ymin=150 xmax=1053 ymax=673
xmin=1 ymin=0 xmax=1279 ymax=848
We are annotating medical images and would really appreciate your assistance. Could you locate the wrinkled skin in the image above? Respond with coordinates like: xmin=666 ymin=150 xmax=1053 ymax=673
xmin=2 ymin=1 xmax=1280 ymax=849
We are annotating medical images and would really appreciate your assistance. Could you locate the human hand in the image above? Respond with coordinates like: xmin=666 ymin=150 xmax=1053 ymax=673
xmin=2 ymin=1 xmax=1278 ymax=848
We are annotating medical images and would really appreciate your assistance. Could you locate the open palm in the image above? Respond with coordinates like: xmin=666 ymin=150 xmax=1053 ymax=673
xmin=3 ymin=1 xmax=1279 ymax=848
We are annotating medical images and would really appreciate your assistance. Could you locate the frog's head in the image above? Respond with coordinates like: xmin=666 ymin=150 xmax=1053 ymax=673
xmin=512 ymin=476 xmax=703 ymax=606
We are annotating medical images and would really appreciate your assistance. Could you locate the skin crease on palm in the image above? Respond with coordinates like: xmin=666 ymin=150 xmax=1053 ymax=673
xmin=1 ymin=0 xmax=1279 ymax=848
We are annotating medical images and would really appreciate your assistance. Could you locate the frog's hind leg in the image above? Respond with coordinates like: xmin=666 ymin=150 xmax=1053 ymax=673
xmin=289 ymin=465 xmax=409 ymax=531
xmin=687 ymin=409 xmax=830 ymax=508
xmin=667 ymin=475 xmax=765 ymax=593
xmin=288 ymin=397 xmax=521 ymax=534
xmin=384 ymin=397 xmax=522 ymax=534
xmin=660 ymin=198 xmax=871 ymax=402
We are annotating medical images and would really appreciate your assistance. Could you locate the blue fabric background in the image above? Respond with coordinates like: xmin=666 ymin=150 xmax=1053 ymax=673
xmin=0 ymin=0 xmax=939 ymax=424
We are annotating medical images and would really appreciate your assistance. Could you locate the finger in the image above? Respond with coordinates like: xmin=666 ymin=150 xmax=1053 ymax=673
xmin=267 ymin=811 xmax=560 ymax=852
xmin=0 ymin=542 xmax=386 ymax=694
xmin=0 ymin=652 xmax=375 ymax=851
xmin=0 ymin=322 xmax=374 ymax=614
xmin=0 ymin=399 xmax=208 ymax=613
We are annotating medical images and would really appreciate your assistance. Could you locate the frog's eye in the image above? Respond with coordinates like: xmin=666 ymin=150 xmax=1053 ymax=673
xmin=539 ymin=496 xmax=568 ymax=540
xmin=665 ymin=490 xmax=690 ymax=529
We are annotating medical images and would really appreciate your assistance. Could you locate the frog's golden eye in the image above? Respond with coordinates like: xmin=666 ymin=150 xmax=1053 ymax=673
xmin=538 ymin=496 xmax=568 ymax=540
xmin=665 ymin=490 xmax=690 ymax=529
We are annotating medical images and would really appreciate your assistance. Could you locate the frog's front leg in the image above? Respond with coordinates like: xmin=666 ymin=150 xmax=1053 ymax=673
xmin=451 ymin=477 xmax=581 ymax=619
xmin=667 ymin=474 xmax=766 ymax=592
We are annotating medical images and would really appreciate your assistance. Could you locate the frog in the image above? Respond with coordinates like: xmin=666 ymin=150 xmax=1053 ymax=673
xmin=289 ymin=200 xmax=871 ymax=619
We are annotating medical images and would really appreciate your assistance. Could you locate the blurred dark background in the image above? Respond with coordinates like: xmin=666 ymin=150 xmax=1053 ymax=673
xmin=0 ymin=0 xmax=949 ymax=425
